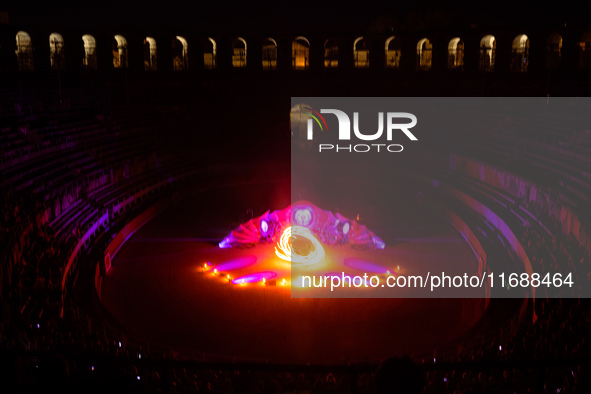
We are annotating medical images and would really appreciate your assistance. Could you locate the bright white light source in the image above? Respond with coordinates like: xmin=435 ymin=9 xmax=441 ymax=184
xmin=275 ymin=226 xmax=325 ymax=265
xmin=342 ymin=222 xmax=350 ymax=235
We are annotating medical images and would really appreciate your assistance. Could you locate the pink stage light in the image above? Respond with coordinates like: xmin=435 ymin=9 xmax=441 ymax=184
xmin=344 ymin=258 xmax=390 ymax=274
xmin=219 ymin=201 xmax=385 ymax=249
xmin=232 ymin=271 xmax=277 ymax=285
xmin=324 ymin=272 xmax=357 ymax=281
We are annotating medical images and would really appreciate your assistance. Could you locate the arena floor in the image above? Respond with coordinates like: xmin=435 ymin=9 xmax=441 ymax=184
xmin=101 ymin=181 xmax=487 ymax=364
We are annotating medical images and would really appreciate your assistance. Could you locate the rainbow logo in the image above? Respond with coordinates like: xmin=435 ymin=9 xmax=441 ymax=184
xmin=302 ymin=107 xmax=329 ymax=132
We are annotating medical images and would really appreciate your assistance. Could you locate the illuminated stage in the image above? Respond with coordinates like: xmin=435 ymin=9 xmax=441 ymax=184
xmin=212 ymin=200 xmax=393 ymax=293
xmin=101 ymin=182 xmax=488 ymax=364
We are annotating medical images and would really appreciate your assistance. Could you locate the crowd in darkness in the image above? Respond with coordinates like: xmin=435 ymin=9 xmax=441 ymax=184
xmin=521 ymin=200 xmax=591 ymax=298
xmin=2 ymin=189 xmax=591 ymax=392
xmin=1 ymin=113 xmax=591 ymax=391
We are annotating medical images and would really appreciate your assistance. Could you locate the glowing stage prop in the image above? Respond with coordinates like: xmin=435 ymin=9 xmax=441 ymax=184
xmin=275 ymin=226 xmax=325 ymax=265
xmin=218 ymin=201 xmax=385 ymax=250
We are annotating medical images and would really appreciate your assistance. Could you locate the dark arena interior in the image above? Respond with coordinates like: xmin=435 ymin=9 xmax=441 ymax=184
xmin=1 ymin=1 xmax=591 ymax=393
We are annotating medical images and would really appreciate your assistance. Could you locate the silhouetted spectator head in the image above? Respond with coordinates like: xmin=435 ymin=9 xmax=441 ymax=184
xmin=375 ymin=356 xmax=424 ymax=394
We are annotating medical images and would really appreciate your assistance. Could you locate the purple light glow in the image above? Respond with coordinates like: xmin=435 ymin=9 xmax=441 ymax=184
xmin=232 ymin=271 xmax=277 ymax=284
xmin=324 ymin=272 xmax=358 ymax=281
xmin=218 ymin=239 xmax=232 ymax=248
xmin=343 ymin=258 xmax=391 ymax=274
xmin=215 ymin=256 xmax=257 ymax=271
xmin=372 ymin=236 xmax=386 ymax=249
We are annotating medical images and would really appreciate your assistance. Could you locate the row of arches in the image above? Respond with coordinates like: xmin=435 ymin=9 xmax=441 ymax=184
xmin=16 ymin=31 xmax=189 ymax=72
xmin=13 ymin=31 xmax=591 ymax=73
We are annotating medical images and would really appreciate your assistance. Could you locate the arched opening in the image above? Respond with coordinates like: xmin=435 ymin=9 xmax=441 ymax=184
xmin=578 ymin=31 xmax=591 ymax=69
xmin=546 ymin=33 xmax=562 ymax=70
xmin=324 ymin=39 xmax=338 ymax=68
xmin=290 ymin=103 xmax=316 ymax=149
xmin=511 ymin=34 xmax=529 ymax=72
xmin=416 ymin=38 xmax=432 ymax=71
xmin=354 ymin=37 xmax=369 ymax=68
xmin=204 ymin=38 xmax=216 ymax=70
xmin=232 ymin=37 xmax=247 ymax=68
xmin=385 ymin=36 xmax=401 ymax=69
xmin=113 ymin=35 xmax=128 ymax=69
xmin=292 ymin=37 xmax=310 ymax=70
xmin=479 ymin=35 xmax=496 ymax=72
xmin=144 ymin=37 xmax=157 ymax=71
xmin=49 ymin=32 xmax=65 ymax=70
xmin=82 ymin=34 xmax=97 ymax=70
xmin=16 ymin=31 xmax=34 ymax=72
xmin=448 ymin=37 xmax=464 ymax=70
xmin=172 ymin=36 xmax=188 ymax=71
xmin=262 ymin=38 xmax=277 ymax=70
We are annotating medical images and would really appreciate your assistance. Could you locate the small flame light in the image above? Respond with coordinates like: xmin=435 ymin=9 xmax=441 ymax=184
xmin=214 ymin=269 xmax=218 ymax=275
xmin=282 ymin=278 xmax=286 ymax=286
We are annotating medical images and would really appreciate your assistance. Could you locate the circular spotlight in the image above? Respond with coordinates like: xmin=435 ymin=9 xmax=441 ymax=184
xmin=275 ymin=226 xmax=325 ymax=265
